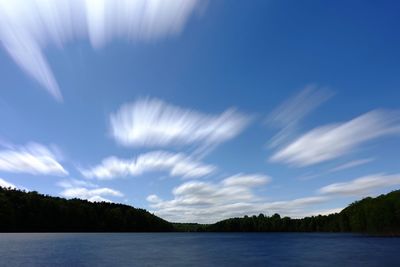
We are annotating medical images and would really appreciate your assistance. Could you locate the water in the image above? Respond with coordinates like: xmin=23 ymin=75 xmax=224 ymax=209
xmin=0 ymin=233 xmax=399 ymax=266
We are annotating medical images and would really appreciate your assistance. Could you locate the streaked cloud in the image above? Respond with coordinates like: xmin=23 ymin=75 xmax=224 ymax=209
xmin=298 ymin=158 xmax=375 ymax=181
xmin=57 ymin=178 xmax=98 ymax=189
xmin=58 ymin=178 xmax=123 ymax=203
xmin=0 ymin=143 xmax=68 ymax=176
xmin=80 ymin=151 xmax=216 ymax=180
xmin=329 ymin=158 xmax=375 ymax=173
xmin=271 ymin=110 xmax=400 ymax=167
xmin=0 ymin=177 xmax=17 ymax=189
xmin=0 ymin=0 xmax=202 ymax=100
xmin=301 ymin=207 xmax=344 ymax=217
xmin=267 ymin=86 xmax=333 ymax=148
xmin=60 ymin=187 xmax=124 ymax=203
xmin=319 ymin=173 xmax=400 ymax=196
xmin=109 ymin=98 xmax=251 ymax=152
xmin=147 ymin=173 xmax=329 ymax=223
xmin=146 ymin=194 xmax=162 ymax=204
xmin=222 ymin=174 xmax=271 ymax=187
xmin=148 ymin=173 xmax=270 ymax=223
xmin=263 ymin=196 xmax=329 ymax=211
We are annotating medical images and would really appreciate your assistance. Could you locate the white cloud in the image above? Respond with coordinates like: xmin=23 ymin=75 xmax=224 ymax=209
xmin=222 ymin=174 xmax=271 ymax=187
xmin=60 ymin=185 xmax=123 ymax=203
xmin=0 ymin=143 xmax=68 ymax=176
xmin=147 ymin=173 xmax=330 ymax=223
xmin=300 ymin=207 xmax=344 ymax=217
xmin=87 ymin=195 xmax=113 ymax=203
xmin=57 ymin=178 xmax=97 ymax=189
xmin=267 ymin=86 xmax=333 ymax=148
xmin=271 ymin=110 xmax=400 ymax=167
xmin=0 ymin=0 xmax=202 ymax=100
xmin=329 ymin=158 xmax=374 ymax=173
xmin=57 ymin=178 xmax=122 ymax=202
xmin=263 ymin=196 xmax=329 ymax=210
xmin=0 ymin=177 xmax=17 ymax=189
xmin=319 ymin=173 xmax=400 ymax=196
xmin=109 ymin=98 xmax=251 ymax=152
xmin=80 ymin=151 xmax=215 ymax=180
xmin=146 ymin=194 xmax=162 ymax=203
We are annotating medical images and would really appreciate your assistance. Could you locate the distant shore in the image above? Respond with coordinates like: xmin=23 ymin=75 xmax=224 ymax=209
xmin=1 ymin=187 xmax=400 ymax=235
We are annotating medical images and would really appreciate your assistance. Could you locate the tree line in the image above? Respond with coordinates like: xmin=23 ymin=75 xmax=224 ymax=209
xmin=1 ymin=186 xmax=399 ymax=234
xmin=0 ymin=187 xmax=173 ymax=232
xmin=200 ymin=190 xmax=400 ymax=235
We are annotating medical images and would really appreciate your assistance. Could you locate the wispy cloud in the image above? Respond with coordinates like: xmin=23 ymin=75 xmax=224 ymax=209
xmin=297 ymin=158 xmax=375 ymax=181
xmin=270 ymin=110 xmax=400 ymax=167
xmin=261 ymin=196 xmax=329 ymax=217
xmin=319 ymin=173 xmax=400 ymax=196
xmin=329 ymin=158 xmax=375 ymax=173
xmin=57 ymin=178 xmax=97 ymax=189
xmin=0 ymin=177 xmax=17 ymax=189
xmin=80 ymin=151 xmax=216 ymax=180
xmin=146 ymin=194 xmax=162 ymax=204
xmin=147 ymin=173 xmax=329 ymax=223
xmin=0 ymin=0 xmax=202 ymax=100
xmin=147 ymin=173 xmax=270 ymax=223
xmin=301 ymin=207 xmax=344 ymax=217
xmin=109 ymin=98 xmax=251 ymax=153
xmin=60 ymin=187 xmax=124 ymax=203
xmin=58 ymin=178 xmax=123 ymax=203
xmin=0 ymin=143 xmax=68 ymax=176
xmin=267 ymin=85 xmax=333 ymax=148
xmin=222 ymin=174 xmax=271 ymax=187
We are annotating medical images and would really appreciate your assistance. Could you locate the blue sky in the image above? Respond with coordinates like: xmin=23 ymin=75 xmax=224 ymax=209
xmin=1 ymin=0 xmax=400 ymax=223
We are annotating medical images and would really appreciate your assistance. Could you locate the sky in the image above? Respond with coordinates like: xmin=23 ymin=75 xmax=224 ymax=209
xmin=0 ymin=0 xmax=400 ymax=223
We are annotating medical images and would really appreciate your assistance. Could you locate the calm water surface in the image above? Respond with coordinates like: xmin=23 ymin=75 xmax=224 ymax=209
xmin=0 ymin=233 xmax=399 ymax=267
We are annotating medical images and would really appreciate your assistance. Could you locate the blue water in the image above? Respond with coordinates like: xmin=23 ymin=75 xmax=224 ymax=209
xmin=0 ymin=233 xmax=399 ymax=266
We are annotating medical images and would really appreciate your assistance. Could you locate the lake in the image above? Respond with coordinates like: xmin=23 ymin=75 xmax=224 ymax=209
xmin=0 ymin=233 xmax=399 ymax=266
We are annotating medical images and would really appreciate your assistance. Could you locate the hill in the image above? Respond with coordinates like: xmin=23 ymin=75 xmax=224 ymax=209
xmin=1 ymin=187 xmax=399 ymax=234
xmin=205 ymin=190 xmax=400 ymax=235
xmin=0 ymin=187 xmax=173 ymax=232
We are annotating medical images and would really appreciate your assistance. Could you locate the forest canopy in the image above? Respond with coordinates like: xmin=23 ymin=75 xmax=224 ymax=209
xmin=0 ymin=187 xmax=173 ymax=232
xmin=0 ymin=187 xmax=399 ymax=235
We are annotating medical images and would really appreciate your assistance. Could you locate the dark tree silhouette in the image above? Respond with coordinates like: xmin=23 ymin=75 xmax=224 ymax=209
xmin=0 ymin=187 xmax=173 ymax=232
xmin=1 ymin=186 xmax=399 ymax=234
xmin=179 ymin=190 xmax=400 ymax=235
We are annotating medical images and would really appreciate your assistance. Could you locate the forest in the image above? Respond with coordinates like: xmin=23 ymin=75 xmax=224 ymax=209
xmin=0 ymin=187 xmax=173 ymax=232
xmin=0 ymin=186 xmax=399 ymax=234
xmin=203 ymin=190 xmax=400 ymax=235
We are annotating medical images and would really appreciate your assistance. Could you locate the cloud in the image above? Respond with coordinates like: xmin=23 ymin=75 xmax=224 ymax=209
xmin=267 ymin=86 xmax=333 ymax=148
xmin=58 ymin=178 xmax=123 ymax=203
xmin=329 ymin=158 xmax=374 ymax=173
xmin=222 ymin=174 xmax=271 ymax=187
xmin=0 ymin=143 xmax=68 ymax=176
xmin=80 ymin=151 xmax=215 ymax=180
xmin=297 ymin=158 xmax=375 ymax=181
xmin=0 ymin=177 xmax=17 ymax=189
xmin=146 ymin=194 xmax=162 ymax=203
xmin=300 ymin=207 xmax=344 ymax=217
xmin=270 ymin=110 xmax=400 ymax=167
xmin=57 ymin=178 xmax=97 ymax=189
xmin=263 ymin=196 xmax=329 ymax=210
xmin=319 ymin=173 xmax=400 ymax=196
xmin=109 ymin=98 xmax=251 ymax=153
xmin=147 ymin=173 xmax=329 ymax=223
xmin=0 ymin=0 xmax=202 ymax=100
